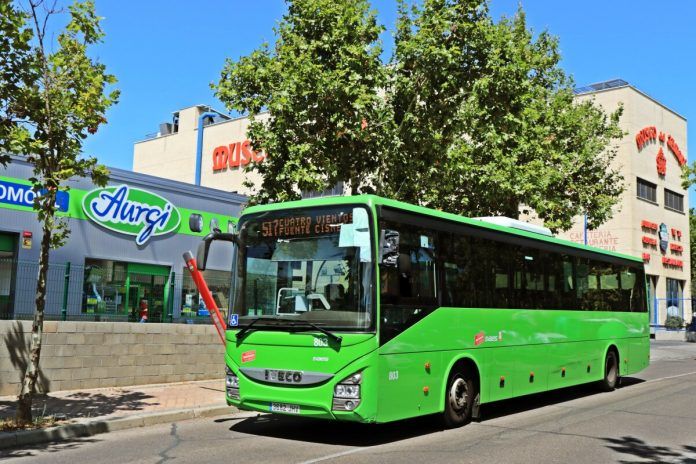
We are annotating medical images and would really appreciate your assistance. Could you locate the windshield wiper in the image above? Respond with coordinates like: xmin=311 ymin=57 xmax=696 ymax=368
xmin=235 ymin=317 xmax=280 ymax=340
xmin=288 ymin=321 xmax=343 ymax=344
xmin=235 ymin=318 xmax=343 ymax=344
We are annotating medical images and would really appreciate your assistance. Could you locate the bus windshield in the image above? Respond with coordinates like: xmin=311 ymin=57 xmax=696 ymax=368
xmin=231 ymin=206 xmax=374 ymax=331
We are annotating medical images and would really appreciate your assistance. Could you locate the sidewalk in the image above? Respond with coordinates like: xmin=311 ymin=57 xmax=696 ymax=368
xmin=0 ymin=379 xmax=242 ymax=449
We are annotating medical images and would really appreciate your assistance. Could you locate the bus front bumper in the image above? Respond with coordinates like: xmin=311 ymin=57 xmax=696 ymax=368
xmin=225 ymin=363 xmax=375 ymax=423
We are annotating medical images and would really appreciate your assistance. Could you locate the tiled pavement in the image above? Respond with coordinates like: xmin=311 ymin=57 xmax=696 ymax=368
xmin=0 ymin=379 xmax=231 ymax=423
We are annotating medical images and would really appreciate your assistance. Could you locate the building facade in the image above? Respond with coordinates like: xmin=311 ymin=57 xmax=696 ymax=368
xmin=133 ymin=105 xmax=267 ymax=195
xmin=0 ymin=156 xmax=245 ymax=322
xmin=557 ymin=80 xmax=690 ymax=334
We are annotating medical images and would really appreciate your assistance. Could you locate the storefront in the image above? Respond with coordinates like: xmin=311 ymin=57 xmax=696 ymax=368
xmin=0 ymin=156 xmax=245 ymax=321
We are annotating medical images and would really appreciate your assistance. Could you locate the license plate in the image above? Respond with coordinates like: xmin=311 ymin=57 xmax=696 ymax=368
xmin=270 ymin=402 xmax=301 ymax=414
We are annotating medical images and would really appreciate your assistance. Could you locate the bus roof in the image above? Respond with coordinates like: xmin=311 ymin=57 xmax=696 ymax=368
xmin=241 ymin=194 xmax=643 ymax=264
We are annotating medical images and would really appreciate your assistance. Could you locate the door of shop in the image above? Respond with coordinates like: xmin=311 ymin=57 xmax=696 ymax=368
xmin=126 ymin=263 xmax=170 ymax=322
xmin=0 ymin=232 xmax=17 ymax=318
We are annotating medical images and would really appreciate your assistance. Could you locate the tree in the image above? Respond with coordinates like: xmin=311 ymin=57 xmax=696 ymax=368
xmin=216 ymin=0 xmax=624 ymax=233
xmin=387 ymin=1 xmax=624 ymax=232
xmin=214 ymin=0 xmax=396 ymax=202
xmin=0 ymin=0 xmax=33 ymax=164
xmin=0 ymin=0 xmax=118 ymax=424
xmin=689 ymin=208 xmax=696 ymax=298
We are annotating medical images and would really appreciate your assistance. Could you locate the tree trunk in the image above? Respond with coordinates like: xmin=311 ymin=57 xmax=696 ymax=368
xmin=351 ymin=177 xmax=359 ymax=196
xmin=15 ymin=201 xmax=53 ymax=424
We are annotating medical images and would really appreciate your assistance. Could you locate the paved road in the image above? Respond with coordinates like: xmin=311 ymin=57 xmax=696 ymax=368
xmin=3 ymin=341 xmax=696 ymax=464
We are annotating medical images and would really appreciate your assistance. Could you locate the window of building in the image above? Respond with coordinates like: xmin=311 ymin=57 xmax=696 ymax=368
xmin=664 ymin=189 xmax=684 ymax=212
xmin=0 ymin=233 xmax=17 ymax=318
xmin=181 ymin=268 xmax=231 ymax=321
xmin=83 ymin=259 xmax=171 ymax=321
xmin=646 ymin=275 xmax=658 ymax=324
xmin=666 ymin=278 xmax=684 ymax=319
xmin=83 ymin=259 xmax=127 ymax=316
xmin=636 ymin=178 xmax=657 ymax=203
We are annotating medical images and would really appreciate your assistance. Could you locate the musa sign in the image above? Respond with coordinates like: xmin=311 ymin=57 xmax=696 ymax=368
xmin=82 ymin=185 xmax=181 ymax=245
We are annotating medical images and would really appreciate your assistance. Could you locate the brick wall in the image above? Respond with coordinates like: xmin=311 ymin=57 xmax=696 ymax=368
xmin=0 ymin=320 xmax=225 ymax=396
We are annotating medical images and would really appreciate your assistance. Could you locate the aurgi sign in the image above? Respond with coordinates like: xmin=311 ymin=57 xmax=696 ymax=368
xmin=82 ymin=185 xmax=181 ymax=245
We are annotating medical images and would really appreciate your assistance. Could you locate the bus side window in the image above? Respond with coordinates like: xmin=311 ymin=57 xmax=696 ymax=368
xmin=379 ymin=219 xmax=439 ymax=344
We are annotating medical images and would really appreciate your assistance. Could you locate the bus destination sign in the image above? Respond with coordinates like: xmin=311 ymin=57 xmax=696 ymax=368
xmin=261 ymin=211 xmax=353 ymax=238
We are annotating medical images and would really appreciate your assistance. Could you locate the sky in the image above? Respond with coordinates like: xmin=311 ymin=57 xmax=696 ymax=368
xmin=80 ymin=0 xmax=696 ymax=202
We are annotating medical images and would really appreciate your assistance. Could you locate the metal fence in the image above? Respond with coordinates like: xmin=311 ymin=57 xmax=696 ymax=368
xmin=0 ymin=259 xmax=232 ymax=324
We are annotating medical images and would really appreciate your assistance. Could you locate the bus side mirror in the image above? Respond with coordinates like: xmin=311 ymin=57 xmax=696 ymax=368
xmin=196 ymin=235 xmax=214 ymax=271
xmin=379 ymin=229 xmax=399 ymax=267
xmin=196 ymin=231 xmax=240 ymax=271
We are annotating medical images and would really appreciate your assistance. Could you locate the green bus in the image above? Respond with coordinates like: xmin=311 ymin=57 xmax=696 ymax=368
xmin=199 ymin=195 xmax=649 ymax=427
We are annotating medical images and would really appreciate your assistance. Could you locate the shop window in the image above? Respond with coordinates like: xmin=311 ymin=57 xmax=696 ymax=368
xmin=83 ymin=259 xmax=171 ymax=321
xmin=636 ymin=178 xmax=657 ymax=203
xmin=181 ymin=267 xmax=231 ymax=321
xmin=664 ymin=189 xmax=684 ymax=212
xmin=83 ymin=259 xmax=127 ymax=315
xmin=0 ymin=233 xmax=17 ymax=318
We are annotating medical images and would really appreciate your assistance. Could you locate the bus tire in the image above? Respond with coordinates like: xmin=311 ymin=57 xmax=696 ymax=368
xmin=443 ymin=367 xmax=477 ymax=428
xmin=599 ymin=349 xmax=619 ymax=392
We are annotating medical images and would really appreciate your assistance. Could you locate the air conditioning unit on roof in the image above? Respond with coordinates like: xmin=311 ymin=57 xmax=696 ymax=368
xmin=475 ymin=217 xmax=553 ymax=237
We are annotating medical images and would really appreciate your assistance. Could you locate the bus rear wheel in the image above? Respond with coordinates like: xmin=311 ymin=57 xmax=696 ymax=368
xmin=600 ymin=349 xmax=619 ymax=392
xmin=443 ymin=368 xmax=477 ymax=428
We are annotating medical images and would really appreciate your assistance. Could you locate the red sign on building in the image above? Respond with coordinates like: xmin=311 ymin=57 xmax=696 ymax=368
xmin=662 ymin=257 xmax=683 ymax=268
xmin=212 ymin=140 xmax=266 ymax=171
xmin=635 ymin=126 xmax=686 ymax=175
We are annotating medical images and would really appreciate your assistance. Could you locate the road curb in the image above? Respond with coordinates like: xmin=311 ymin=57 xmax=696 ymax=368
xmin=0 ymin=405 xmax=249 ymax=451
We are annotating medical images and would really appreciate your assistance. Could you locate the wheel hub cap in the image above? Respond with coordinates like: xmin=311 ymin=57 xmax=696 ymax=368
xmin=449 ymin=378 xmax=468 ymax=412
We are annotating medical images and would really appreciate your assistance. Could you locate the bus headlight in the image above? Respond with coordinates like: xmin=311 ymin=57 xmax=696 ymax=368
xmin=226 ymin=365 xmax=240 ymax=399
xmin=332 ymin=371 xmax=362 ymax=411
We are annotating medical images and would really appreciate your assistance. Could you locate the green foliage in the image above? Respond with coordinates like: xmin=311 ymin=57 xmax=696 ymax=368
xmin=681 ymin=162 xmax=696 ymax=191
xmin=214 ymin=0 xmax=396 ymax=202
xmin=665 ymin=315 xmax=684 ymax=330
xmin=215 ymin=0 xmax=625 ymax=232
xmin=387 ymin=1 xmax=624 ymax=232
xmin=0 ymin=0 xmax=34 ymax=163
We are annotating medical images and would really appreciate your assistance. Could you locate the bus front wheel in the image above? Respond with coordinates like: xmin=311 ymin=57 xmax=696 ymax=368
xmin=600 ymin=349 xmax=619 ymax=392
xmin=443 ymin=368 xmax=477 ymax=428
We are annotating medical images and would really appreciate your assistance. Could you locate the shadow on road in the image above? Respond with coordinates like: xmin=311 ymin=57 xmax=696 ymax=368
xmin=0 ymin=437 xmax=101 ymax=460
xmin=230 ymin=413 xmax=443 ymax=446
xmin=602 ymin=436 xmax=696 ymax=464
xmin=481 ymin=376 xmax=645 ymax=421
xmin=0 ymin=389 xmax=158 ymax=422
xmin=229 ymin=376 xmax=647 ymax=446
